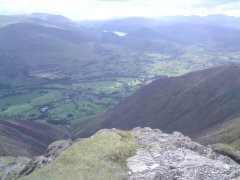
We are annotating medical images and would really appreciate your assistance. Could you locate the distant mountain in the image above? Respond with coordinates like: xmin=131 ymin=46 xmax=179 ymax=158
xmin=0 ymin=23 xmax=85 ymax=51
xmin=0 ymin=22 xmax=101 ymax=81
xmin=0 ymin=13 xmax=77 ymax=28
xmin=0 ymin=120 xmax=66 ymax=157
xmin=84 ymin=15 xmax=240 ymax=51
xmin=30 ymin=13 xmax=73 ymax=23
xmin=129 ymin=23 xmax=240 ymax=42
xmin=89 ymin=17 xmax=158 ymax=32
xmin=106 ymin=24 xmax=238 ymax=53
xmin=102 ymin=66 xmax=240 ymax=137
xmin=90 ymin=15 xmax=240 ymax=32
xmin=157 ymin=15 xmax=240 ymax=29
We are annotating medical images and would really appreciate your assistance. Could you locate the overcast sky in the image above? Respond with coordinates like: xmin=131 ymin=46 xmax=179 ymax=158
xmin=0 ymin=0 xmax=240 ymax=20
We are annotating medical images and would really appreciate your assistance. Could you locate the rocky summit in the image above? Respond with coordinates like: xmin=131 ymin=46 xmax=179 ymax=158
xmin=4 ymin=128 xmax=240 ymax=180
xmin=128 ymin=128 xmax=240 ymax=180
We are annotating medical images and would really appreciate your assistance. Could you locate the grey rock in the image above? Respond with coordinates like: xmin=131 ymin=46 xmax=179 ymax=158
xmin=0 ymin=156 xmax=30 ymax=180
xmin=127 ymin=128 xmax=240 ymax=180
xmin=18 ymin=140 xmax=72 ymax=177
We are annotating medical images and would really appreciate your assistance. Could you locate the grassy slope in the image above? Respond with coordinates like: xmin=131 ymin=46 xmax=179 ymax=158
xmin=197 ymin=117 xmax=240 ymax=147
xmin=211 ymin=143 xmax=240 ymax=164
xmin=21 ymin=130 xmax=136 ymax=180
xmin=195 ymin=116 xmax=240 ymax=162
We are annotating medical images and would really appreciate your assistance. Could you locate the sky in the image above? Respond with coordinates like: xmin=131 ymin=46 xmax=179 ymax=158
xmin=0 ymin=0 xmax=240 ymax=20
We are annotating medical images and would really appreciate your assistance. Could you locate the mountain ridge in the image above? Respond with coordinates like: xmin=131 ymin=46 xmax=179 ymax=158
xmin=102 ymin=66 xmax=240 ymax=137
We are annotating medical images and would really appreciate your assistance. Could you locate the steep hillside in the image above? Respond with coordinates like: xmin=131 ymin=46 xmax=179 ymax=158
xmin=0 ymin=22 xmax=101 ymax=82
xmin=197 ymin=116 xmax=240 ymax=145
xmin=5 ymin=128 xmax=240 ymax=180
xmin=0 ymin=120 xmax=66 ymax=157
xmin=102 ymin=66 xmax=240 ymax=136
xmin=0 ymin=22 xmax=95 ymax=61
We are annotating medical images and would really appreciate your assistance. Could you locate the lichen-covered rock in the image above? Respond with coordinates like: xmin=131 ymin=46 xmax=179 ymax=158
xmin=18 ymin=140 xmax=72 ymax=177
xmin=0 ymin=156 xmax=30 ymax=180
xmin=127 ymin=127 xmax=240 ymax=180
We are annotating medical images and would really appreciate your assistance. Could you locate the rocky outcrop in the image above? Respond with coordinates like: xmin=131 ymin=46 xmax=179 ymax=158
xmin=6 ymin=128 xmax=240 ymax=180
xmin=0 ymin=156 xmax=30 ymax=180
xmin=18 ymin=140 xmax=72 ymax=177
xmin=128 ymin=128 xmax=240 ymax=180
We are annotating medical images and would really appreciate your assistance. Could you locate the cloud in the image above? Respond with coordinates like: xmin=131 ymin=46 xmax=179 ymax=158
xmin=203 ymin=0 xmax=240 ymax=5
xmin=0 ymin=0 xmax=239 ymax=20
xmin=97 ymin=0 xmax=133 ymax=1
xmin=192 ymin=0 xmax=240 ymax=8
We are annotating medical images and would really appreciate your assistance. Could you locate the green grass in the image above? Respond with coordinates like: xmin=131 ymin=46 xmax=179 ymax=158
xmin=31 ymin=91 xmax=62 ymax=106
xmin=0 ymin=79 xmax=121 ymax=126
xmin=49 ymin=103 xmax=77 ymax=118
xmin=0 ymin=91 xmax=40 ymax=107
xmin=21 ymin=130 xmax=137 ymax=180
xmin=1 ymin=103 xmax=33 ymax=115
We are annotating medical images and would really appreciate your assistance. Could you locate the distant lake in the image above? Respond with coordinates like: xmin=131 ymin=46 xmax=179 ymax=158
xmin=103 ymin=30 xmax=127 ymax=37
